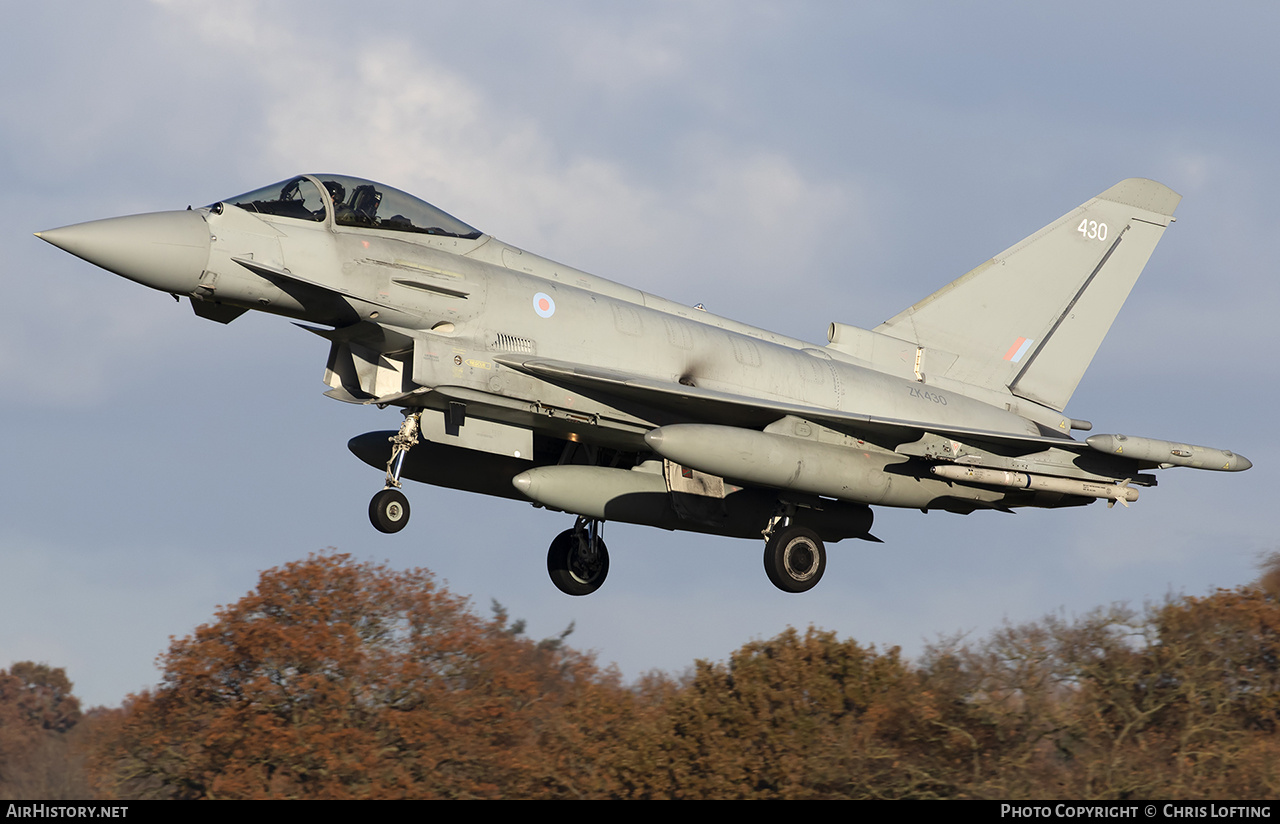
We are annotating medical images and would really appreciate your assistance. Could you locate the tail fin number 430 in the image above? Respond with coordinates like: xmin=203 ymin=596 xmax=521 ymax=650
xmin=1079 ymin=219 xmax=1108 ymax=240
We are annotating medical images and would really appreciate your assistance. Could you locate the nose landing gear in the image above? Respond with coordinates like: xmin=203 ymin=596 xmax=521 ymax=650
xmin=368 ymin=411 xmax=420 ymax=534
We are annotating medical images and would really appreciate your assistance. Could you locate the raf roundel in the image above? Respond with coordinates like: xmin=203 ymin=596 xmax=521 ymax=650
xmin=533 ymin=292 xmax=556 ymax=318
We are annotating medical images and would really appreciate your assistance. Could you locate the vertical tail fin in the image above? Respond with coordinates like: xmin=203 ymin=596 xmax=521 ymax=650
xmin=875 ymin=179 xmax=1181 ymax=411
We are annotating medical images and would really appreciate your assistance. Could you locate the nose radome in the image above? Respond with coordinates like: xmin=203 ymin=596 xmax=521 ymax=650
xmin=37 ymin=210 xmax=211 ymax=295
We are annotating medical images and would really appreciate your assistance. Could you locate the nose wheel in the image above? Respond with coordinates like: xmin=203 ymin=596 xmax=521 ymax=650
xmin=370 ymin=488 xmax=410 ymax=533
xmin=547 ymin=517 xmax=609 ymax=596
xmin=368 ymin=411 xmax=420 ymax=533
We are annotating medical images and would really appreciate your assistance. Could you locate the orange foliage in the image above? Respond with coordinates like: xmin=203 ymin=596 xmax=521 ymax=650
xmin=88 ymin=553 xmax=642 ymax=799
xmin=76 ymin=552 xmax=1280 ymax=799
xmin=0 ymin=663 xmax=85 ymax=798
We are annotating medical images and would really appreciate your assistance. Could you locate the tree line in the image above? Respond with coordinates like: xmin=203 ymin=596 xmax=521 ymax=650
xmin=3 ymin=551 xmax=1277 ymax=799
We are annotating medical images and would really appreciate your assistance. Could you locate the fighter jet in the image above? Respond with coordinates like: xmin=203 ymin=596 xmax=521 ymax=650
xmin=37 ymin=175 xmax=1250 ymax=596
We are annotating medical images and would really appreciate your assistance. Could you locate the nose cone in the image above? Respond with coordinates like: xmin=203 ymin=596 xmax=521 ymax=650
xmin=37 ymin=210 xmax=211 ymax=295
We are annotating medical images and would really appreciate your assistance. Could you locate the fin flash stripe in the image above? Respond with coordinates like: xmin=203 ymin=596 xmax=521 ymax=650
xmin=1004 ymin=337 xmax=1034 ymax=363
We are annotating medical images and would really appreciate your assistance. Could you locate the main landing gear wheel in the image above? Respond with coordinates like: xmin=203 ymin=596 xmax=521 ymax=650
xmin=369 ymin=488 xmax=410 ymax=533
xmin=764 ymin=526 xmax=825 ymax=593
xmin=547 ymin=522 xmax=609 ymax=596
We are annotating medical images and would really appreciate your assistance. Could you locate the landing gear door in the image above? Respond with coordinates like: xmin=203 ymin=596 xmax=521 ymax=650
xmin=419 ymin=409 xmax=532 ymax=460
xmin=663 ymin=460 xmax=727 ymax=527
xmin=663 ymin=460 xmax=725 ymax=498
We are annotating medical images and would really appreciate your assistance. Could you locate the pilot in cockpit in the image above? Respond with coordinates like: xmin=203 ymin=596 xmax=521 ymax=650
xmin=324 ymin=181 xmax=353 ymax=223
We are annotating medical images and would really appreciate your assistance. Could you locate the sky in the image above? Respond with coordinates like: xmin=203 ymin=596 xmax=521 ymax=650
xmin=3 ymin=1 xmax=1278 ymax=708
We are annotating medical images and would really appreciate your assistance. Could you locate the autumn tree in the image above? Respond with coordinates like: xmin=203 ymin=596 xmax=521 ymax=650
xmin=991 ymin=588 xmax=1280 ymax=799
xmin=635 ymin=627 xmax=981 ymax=799
xmin=0 ymin=662 xmax=87 ymax=799
xmin=914 ymin=618 xmax=1084 ymax=799
xmin=924 ymin=606 xmax=1169 ymax=799
xmin=87 ymin=553 xmax=643 ymax=799
xmin=639 ymin=585 xmax=1280 ymax=800
xmin=1124 ymin=584 xmax=1280 ymax=797
xmin=1256 ymin=551 xmax=1280 ymax=597
xmin=916 ymin=586 xmax=1280 ymax=800
xmin=83 ymin=548 xmax=1280 ymax=799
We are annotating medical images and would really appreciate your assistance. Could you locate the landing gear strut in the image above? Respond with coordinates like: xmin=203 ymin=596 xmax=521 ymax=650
xmin=762 ymin=506 xmax=826 ymax=593
xmin=369 ymin=411 xmax=420 ymax=534
xmin=547 ymin=517 xmax=610 ymax=596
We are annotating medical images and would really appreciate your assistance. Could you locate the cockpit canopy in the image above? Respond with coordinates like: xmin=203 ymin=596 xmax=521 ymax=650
xmin=216 ymin=174 xmax=482 ymax=240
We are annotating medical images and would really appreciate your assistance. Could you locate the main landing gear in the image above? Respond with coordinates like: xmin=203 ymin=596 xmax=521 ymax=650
xmin=762 ymin=507 xmax=826 ymax=593
xmin=369 ymin=411 xmax=420 ymax=534
xmin=547 ymin=516 xmax=610 ymax=596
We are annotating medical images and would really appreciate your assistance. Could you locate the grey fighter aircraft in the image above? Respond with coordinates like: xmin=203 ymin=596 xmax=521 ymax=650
xmin=37 ymin=175 xmax=1251 ymax=596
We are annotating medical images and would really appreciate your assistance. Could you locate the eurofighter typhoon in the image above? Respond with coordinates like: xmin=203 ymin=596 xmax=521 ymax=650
xmin=37 ymin=175 xmax=1250 ymax=595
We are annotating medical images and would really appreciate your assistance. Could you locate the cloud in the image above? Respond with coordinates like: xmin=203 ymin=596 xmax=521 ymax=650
xmin=148 ymin=2 xmax=860 ymax=281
